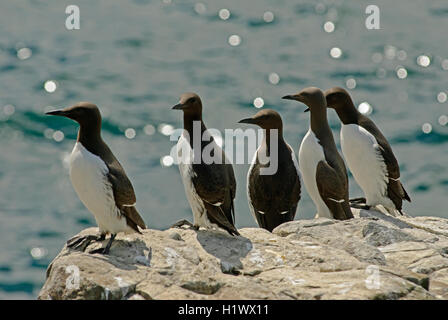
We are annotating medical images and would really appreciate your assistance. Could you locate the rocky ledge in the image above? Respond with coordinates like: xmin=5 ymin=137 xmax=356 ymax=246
xmin=38 ymin=209 xmax=448 ymax=300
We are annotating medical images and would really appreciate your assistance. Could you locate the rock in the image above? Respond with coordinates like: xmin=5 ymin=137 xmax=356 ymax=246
xmin=38 ymin=210 xmax=448 ymax=300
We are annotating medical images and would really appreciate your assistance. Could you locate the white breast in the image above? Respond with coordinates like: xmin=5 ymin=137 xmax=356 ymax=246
xmin=340 ymin=124 xmax=390 ymax=207
xmin=286 ymin=142 xmax=301 ymax=178
xmin=298 ymin=129 xmax=332 ymax=218
xmin=176 ymin=134 xmax=214 ymax=228
xmin=246 ymin=145 xmax=260 ymax=222
xmin=69 ymin=142 xmax=131 ymax=234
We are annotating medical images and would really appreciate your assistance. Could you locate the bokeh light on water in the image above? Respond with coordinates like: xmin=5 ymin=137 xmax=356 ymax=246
xmin=330 ymin=47 xmax=342 ymax=59
xmin=44 ymin=80 xmax=57 ymax=93
xmin=358 ymin=102 xmax=373 ymax=116
xmin=253 ymin=97 xmax=264 ymax=108
xmin=228 ymin=34 xmax=241 ymax=46
xmin=218 ymin=9 xmax=230 ymax=20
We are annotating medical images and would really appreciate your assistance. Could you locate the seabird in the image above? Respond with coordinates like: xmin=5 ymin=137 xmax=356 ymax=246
xmin=325 ymin=87 xmax=411 ymax=215
xmin=238 ymin=109 xmax=301 ymax=231
xmin=282 ymin=87 xmax=353 ymax=220
xmin=171 ymin=93 xmax=239 ymax=236
xmin=46 ymin=102 xmax=146 ymax=254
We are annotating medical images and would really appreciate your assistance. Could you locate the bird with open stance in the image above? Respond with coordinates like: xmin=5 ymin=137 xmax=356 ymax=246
xmin=282 ymin=87 xmax=353 ymax=220
xmin=46 ymin=102 xmax=146 ymax=254
xmin=325 ymin=87 xmax=411 ymax=215
xmin=171 ymin=92 xmax=239 ymax=236
xmin=238 ymin=109 xmax=301 ymax=232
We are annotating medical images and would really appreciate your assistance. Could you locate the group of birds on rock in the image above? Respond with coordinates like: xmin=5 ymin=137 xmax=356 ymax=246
xmin=46 ymin=86 xmax=410 ymax=254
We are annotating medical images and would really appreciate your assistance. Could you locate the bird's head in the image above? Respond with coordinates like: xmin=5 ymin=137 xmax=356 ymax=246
xmin=46 ymin=102 xmax=102 ymax=128
xmin=282 ymin=86 xmax=326 ymax=112
xmin=172 ymin=92 xmax=202 ymax=116
xmin=238 ymin=108 xmax=283 ymax=130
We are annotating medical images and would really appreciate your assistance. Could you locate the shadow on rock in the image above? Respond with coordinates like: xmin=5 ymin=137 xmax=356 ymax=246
xmin=88 ymin=237 xmax=152 ymax=271
xmin=196 ymin=230 xmax=252 ymax=275
xmin=358 ymin=208 xmax=412 ymax=229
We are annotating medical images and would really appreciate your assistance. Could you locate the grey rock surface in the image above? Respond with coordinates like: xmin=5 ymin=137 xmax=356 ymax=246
xmin=38 ymin=209 xmax=448 ymax=300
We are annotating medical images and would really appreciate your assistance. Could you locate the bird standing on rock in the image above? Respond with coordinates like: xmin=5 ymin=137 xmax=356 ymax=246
xmin=283 ymin=87 xmax=353 ymax=220
xmin=325 ymin=87 xmax=411 ymax=215
xmin=172 ymin=93 xmax=239 ymax=236
xmin=239 ymin=109 xmax=301 ymax=232
xmin=46 ymin=102 xmax=146 ymax=254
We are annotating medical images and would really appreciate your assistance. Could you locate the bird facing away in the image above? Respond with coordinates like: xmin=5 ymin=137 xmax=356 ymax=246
xmin=325 ymin=87 xmax=411 ymax=215
xmin=46 ymin=102 xmax=146 ymax=254
xmin=283 ymin=87 xmax=353 ymax=220
xmin=239 ymin=109 xmax=301 ymax=232
xmin=172 ymin=93 xmax=239 ymax=236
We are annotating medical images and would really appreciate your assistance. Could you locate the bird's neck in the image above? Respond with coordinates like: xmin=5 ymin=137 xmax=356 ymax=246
xmin=262 ymin=127 xmax=284 ymax=155
xmin=77 ymin=124 xmax=103 ymax=154
xmin=310 ymin=106 xmax=332 ymax=139
xmin=183 ymin=112 xmax=205 ymax=144
xmin=335 ymin=101 xmax=359 ymax=125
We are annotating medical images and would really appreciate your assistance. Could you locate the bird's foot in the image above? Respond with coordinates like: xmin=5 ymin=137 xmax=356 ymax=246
xmin=89 ymin=234 xmax=116 ymax=255
xmin=349 ymin=197 xmax=367 ymax=204
xmin=170 ymin=219 xmax=198 ymax=230
xmin=349 ymin=203 xmax=371 ymax=210
xmin=66 ymin=234 xmax=106 ymax=252
xmin=89 ymin=247 xmax=109 ymax=255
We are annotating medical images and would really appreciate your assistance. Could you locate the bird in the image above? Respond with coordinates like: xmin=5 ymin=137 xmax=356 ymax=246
xmin=325 ymin=87 xmax=411 ymax=215
xmin=282 ymin=87 xmax=353 ymax=220
xmin=46 ymin=102 xmax=146 ymax=254
xmin=238 ymin=109 xmax=301 ymax=232
xmin=171 ymin=92 xmax=239 ymax=236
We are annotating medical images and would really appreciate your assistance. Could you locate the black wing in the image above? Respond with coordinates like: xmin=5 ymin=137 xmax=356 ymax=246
xmin=248 ymin=145 xmax=301 ymax=231
xmin=316 ymin=161 xmax=353 ymax=220
xmin=359 ymin=116 xmax=411 ymax=212
xmin=106 ymin=159 xmax=146 ymax=232
xmin=191 ymin=145 xmax=238 ymax=235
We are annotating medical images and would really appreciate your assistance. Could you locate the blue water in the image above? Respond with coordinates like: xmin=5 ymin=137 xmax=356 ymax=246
xmin=0 ymin=0 xmax=447 ymax=299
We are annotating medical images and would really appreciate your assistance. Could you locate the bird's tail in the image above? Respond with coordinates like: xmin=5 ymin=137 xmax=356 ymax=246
xmin=122 ymin=206 xmax=146 ymax=233
xmin=401 ymin=182 xmax=411 ymax=202
xmin=230 ymin=191 xmax=236 ymax=225
xmin=204 ymin=202 xmax=240 ymax=236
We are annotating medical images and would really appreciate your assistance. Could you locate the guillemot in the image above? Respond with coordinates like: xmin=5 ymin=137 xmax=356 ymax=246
xmin=283 ymin=87 xmax=353 ymax=220
xmin=325 ymin=87 xmax=411 ymax=215
xmin=238 ymin=109 xmax=301 ymax=232
xmin=172 ymin=93 xmax=239 ymax=236
xmin=46 ymin=102 xmax=146 ymax=254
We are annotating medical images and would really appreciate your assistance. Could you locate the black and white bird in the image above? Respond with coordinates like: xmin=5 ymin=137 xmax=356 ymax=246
xmin=238 ymin=109 xmax=301 ymax=232
xmin=172 ymin=93 xmax=239 ymax=236
xmin=46 ymin=102 xmax=146 ymax=254
xmin=283 ymin=87 xmax=353 ymax=220
xmin=325 ymin=87 xmax=411 ymax=215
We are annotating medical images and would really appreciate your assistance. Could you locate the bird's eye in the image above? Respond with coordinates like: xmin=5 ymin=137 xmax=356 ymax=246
xmin=188 ymin=98 xmax=196 ymax=104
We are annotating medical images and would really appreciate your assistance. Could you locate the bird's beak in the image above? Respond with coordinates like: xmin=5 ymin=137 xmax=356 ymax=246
xmin=281 ymin=95 xmax=295 ymax=101
xmin=238 ymin=117 xmax=257 ymax=124
xmin=45 ymin=109 xmax=67 ymax=117
xmin=172 ymin=103 xmax=185 ymax=110
xmin=282 ymin=94 xmax=309 ymax=112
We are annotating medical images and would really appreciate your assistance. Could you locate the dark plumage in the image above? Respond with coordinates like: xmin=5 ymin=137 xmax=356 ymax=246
xmin=172 ymin=93 xmax=238 ymax=236
xmin=239 ymin=109 xmax=301 ymax=232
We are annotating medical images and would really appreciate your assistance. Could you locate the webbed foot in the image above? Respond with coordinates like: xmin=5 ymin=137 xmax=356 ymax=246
xmin=349 ymin=197 xmax=367 ymax=204
xmin=349 ymin=203 xmax=371 ymax=210
xmin=66 ymin=234 xmax=106 ymax=252
xmin=170 ymin=219 xmax=198 ymax=230
xmin=89 ymin=234 xmax=116 ymax=255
